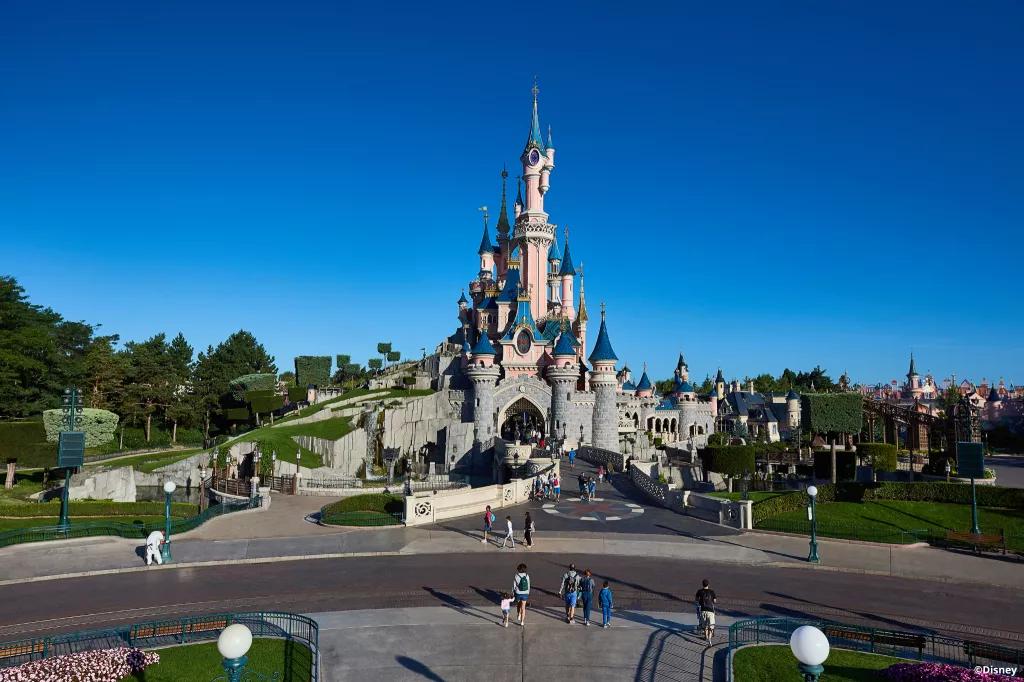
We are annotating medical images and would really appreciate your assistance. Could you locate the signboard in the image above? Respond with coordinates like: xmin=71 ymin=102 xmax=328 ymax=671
xmin=956 ymin=441 xmax=985 ymax=480
xmin=58 ymin=431 xmax=86 ymax=468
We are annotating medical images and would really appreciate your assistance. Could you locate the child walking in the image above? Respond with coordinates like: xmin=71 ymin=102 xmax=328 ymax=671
xmin=599 ymin=581 xmax=614 ymax=628
xmin=500 ymin=592 xmax=513 ymax=627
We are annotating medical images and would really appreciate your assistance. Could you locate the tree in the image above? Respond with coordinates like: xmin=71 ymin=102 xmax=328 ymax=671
xmin=386 ymin=350 xmax=401 ymax=365
xmin=164 ymin=333 xmax=196 ymax=443
xmin=377 ymin=342 xmax=392 ymax=371
xmin=83 ymin=335 xmax=126 ymax=410
xmin=279 ymin=370 xmax=296 ymax=385
xmin=801 ymin=393 xmax=863 ymax=483
xmin=122 ymin=334 xmax=177 ymax=442
xmin=368 ymin=358 xmax=383 ymax=373
xmin=193 ymin=331 xmax=276 ymax=439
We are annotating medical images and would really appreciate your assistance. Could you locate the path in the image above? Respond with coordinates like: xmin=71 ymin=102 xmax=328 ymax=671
xmin=314 ymin=607 xmax=729 ymax=682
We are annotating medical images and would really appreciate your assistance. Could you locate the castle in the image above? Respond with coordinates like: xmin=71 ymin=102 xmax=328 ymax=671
xmin=440 ymin=87 xmax=714 ymax=469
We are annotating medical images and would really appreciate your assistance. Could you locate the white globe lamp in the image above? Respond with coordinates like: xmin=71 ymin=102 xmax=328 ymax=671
xmin=790 ymin=625 xmax=829 ymax=680
xmin=217 ymin=623 xmax=253 ymax=660
xmin=806 ymin=485 xmax=817 ymax=498
xmin=163 ymin=480 xmax=177 ymax=494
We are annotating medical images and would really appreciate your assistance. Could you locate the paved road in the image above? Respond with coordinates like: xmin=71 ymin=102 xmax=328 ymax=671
xmin=4 ymin=552 xmax=1023 ymax=644
xmin=988 ymin=456 xmax=1024 ymax=488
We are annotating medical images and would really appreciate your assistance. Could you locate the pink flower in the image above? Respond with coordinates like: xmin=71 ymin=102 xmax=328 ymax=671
xmin=0 ymin=647 xmax=159 ymax=682
xmin=885 ymin=663 xmax=1018 ymax=682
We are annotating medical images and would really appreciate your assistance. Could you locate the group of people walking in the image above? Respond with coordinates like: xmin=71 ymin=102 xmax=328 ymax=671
xmin=500 ymin=562 xmax=614 ymax=629
xmin=482 ymin=506 xmax=536 ymax=549
xmin=530 ymin=472 xmax=561 ymax=501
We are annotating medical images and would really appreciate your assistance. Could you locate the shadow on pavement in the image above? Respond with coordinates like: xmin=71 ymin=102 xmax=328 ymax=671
xmin=421 ymin=587 xmax=494 ymax=624
xmin=395 ymin=655 xmax=445 ymax=681
xmin=633 ymin=625 xmax=726 ymax=681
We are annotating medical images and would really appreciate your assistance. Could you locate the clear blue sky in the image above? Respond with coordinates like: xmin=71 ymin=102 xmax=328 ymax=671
xmin=3 ymin=1 xmax=1022 ymax=386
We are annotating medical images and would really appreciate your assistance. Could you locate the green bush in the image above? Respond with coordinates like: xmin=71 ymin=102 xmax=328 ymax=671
xmin=42 ymin=408 xmax=119 ymax=447
xmin=801 ymin=393 xmax=863 ymax=436
xmin=321 ymin=493 xmax=403 ymax=516
xmin=294 ymin=356 xmax=332 ymax=388
xmin=249 ymin=395 xmax=282 ymax=415
xmin=814 ymin=450 xmax=857 ymax=481
xmin=224 ymin=407 xmax=250 ymax=422
xmin=287 ymin=386 xmax=307 ymax=403
xmin=700 ymin=445 xmax=755 ymax=477
xmin=229 ymin=374 xmax=277 ymax=402
xmin=0 ymin=421 xmax=55 ymax=467
xmin=0 ymin=501 xmax=197 ymax=518
xmin=858 ymin=442 xmax=897 ymax=472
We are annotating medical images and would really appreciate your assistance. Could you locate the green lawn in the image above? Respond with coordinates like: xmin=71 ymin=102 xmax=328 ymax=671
xmin=760 ymin=499 xmax=1024 ymax=548
xmin=85 ymin=448 xmax=204 ymax=473
xmin=321 ymin=493 xmax=403 ymax=526
xmin=120 ymin=639 xmax=313 ymax=682
xmin=0 ymin=515 xmax=169 ymax=531
xmin=220 ymin=416 xmax=357 ymax=468
xmin=709 ymin=491 xmax=786 ymax=502
xmin=733 ymin=644 xmax=909 ymax=681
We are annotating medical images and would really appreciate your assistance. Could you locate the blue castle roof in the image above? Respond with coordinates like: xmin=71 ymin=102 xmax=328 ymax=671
xmin=558 ymin=239 xmax=576 ymax=276
xmin=621 ymin=380 xmax=637 ymax=391
xmin=458 ymin=291 xmax=468 ymax=305
xmin=502 ymin=297 xmax=542 ymax=342
xmin=478 ymin=221 xmax=494 ymax=255
xmin=553 ymin=332 xmax=576 ymax=356
xmin=471 ymin=333 xmax=497 ymax=356
xmin=548 ymin=236 xmax=561 ymax=262
xmin=786 ymin=389 xmax=800 ymax=400
xmin=636 ymin=371 xmax=653 ymax=391
xmin=588 ymin=314 xmax=618 ymax=363
xmin=495 ymin=267 xmax=520 ymax=302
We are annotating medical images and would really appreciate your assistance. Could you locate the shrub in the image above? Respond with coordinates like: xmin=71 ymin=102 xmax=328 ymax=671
xmin=814 ymin=450 xmax=857 ymax=481
xmin=42 ymin=408 xmax=119 ymax=447
xmin=0 ymin=421 xmax=56 ymax=467
xmin=249 ymin=395 xmax=283 ymax=415
xmin=0 ymin=647 xmax=159 ymax=681
xmin=0 ymin=501 xmax=197 ymax=518
xmin=322 ymin=493 xmax=403 ymax=515
xmin=294 ymin=356 xmax=332 ymax=388
xmin=858 ymin=442 xmax=897 ymax=472
xmin=287 ymin=386 xmax=308 ymax=403
xmin=229 ymin=373 xmax=277 ymax=402
xmin=801 ymin=393 xmax=863 ymax=437
xmin=224 ymin=407 xmax=250 ymax=422
xmin=700 ymin=445 xmax=755 ymax=477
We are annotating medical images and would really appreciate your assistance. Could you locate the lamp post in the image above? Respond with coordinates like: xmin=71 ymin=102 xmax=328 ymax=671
xmin=790 ymin=625 xmax=829 ymax=681
xmin=741 ymin=468 xmax=750 ymax=501
xmin=806 ymin=485 xmax=820 ymax=563
xmin=945 ymin=459 xmax=951 ymax=483
xmin=579 ymin=423 xmax=585 ymax=447
xmin=217 ymin=623 xmax=253 ymax=682
xmin=162 ymin=480 xmax=176 ymax=563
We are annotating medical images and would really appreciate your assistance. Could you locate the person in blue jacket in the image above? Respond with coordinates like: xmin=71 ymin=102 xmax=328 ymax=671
xmin=599 ymin=580 xmax=614 ymax=628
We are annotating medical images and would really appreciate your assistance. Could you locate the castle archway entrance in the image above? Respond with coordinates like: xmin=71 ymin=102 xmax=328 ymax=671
xmin=499 ymin=397 xmax=546 ymax=442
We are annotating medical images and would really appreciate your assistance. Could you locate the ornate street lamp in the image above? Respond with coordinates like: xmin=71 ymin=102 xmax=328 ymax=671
xmin=162 ymin=480 xmax=177 ymax=563
xmin=741 ymin=468 xmax=751 ymax=501
xmin=806 ymin=485 xmax=820 ymax=563
xmin=216 ymin=624 xmax=253 ymax=682
xmin=790 ymin=625 xmax=829 ymax=681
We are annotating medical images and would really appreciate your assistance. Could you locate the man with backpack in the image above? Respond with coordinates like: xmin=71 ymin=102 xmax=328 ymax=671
xmin=513 ymin=563 xmax=530 ymax=626
xmin=482 ymin=505 xmax=496 ymax=545
xmin=559 ymin=563 xmax=582 ymax=624
xmin=695 ymin=578 xmax=717 ymax=645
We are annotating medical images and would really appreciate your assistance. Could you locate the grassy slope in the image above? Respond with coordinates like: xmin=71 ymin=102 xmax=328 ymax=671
xmin=708 ymin=491 xmax=786 ymax=502
xmin=120 ymin=639 xmax=312 ymax=682
xmin=762 ymin=499 xmax=1024 ymax=547
xmin=0 ymin=515 xmax=168 ymax=531
xmin=732 ymin=644 xmax=908 ymax=682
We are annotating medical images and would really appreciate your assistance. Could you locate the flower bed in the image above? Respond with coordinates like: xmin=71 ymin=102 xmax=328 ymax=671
xmin=0 ymin=647 xmax=158 ymax=681
xmin=885 ymin=662 xmax=1017 ymax=681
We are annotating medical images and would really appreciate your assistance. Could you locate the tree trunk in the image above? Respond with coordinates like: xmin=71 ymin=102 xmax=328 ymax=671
xmin=203 ymin=411 xmax=211 ymax=440
xmin=172 ymin=420 xmax=178 ymax=444
xmin=4 ymin=461 xmax=15 ymax=489
xmin=145 ymin=414 xmax=152 ymax=442
xmin=830 ymin=436 xmax=837 ymax=484
xmin=119 ymin=427 xmax=125 ymax=450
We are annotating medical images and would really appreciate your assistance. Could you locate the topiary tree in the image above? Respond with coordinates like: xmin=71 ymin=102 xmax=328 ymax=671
xmin=377 ymin=342 xmax=392 ymax=370
xmin=402 ymin=375 xmax=416 ymax=393
xmin=228 ymin=373 xmax=277 ymax=402
xmin=699 ymin=445 xmax=755 ymax=492
xmin=857 ymin=442 xmax=897 ymax=480
xmin=387 ymin=350 xmax=401 ymax=365
xmin=368 ymin=358 xmax=383 ymax=374
xmin=0 ymin=421 xmax=56 ymax=488
xmin=294 ymin=356 xmax=332 ymax=388
xmin=801 ymin=393 xmax=863 ymax=484
xmin=42 ymin=408 xmax=119 ymax=447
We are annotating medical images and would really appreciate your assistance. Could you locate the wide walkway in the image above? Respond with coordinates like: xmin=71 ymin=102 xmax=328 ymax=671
xmin=314 ymin=607 xmax=730 ymax=682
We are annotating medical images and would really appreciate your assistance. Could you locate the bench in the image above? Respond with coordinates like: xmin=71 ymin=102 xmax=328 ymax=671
xmin=0 ymin=640 xmax=45 ymax=661
xmin=945 ymin=530 xmax=1006 ymax=555
xmin=964 ymin=640 xmax=1024 ymax=666
xmin=823 ymin=626 xmax=927 ymax=658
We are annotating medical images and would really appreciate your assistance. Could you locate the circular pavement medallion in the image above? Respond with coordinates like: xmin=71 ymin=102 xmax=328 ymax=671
xmin=541 ymin=499 xmax=644 ymax=522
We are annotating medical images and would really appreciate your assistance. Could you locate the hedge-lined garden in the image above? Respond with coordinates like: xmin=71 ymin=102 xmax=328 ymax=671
xmin=320 ymin=493 xmax=404 ymax=526
xmin=699 ymin=445 xmax=756 ymax=477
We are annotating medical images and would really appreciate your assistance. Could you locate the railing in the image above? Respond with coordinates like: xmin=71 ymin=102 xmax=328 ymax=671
xmin=755 ymin=517 xmax=932 ymax=545
xmin=0 ymin=497 xmax=260 ymax=550
xmin=212 ymin=475 xmax=252 ymax=497
xmin=630 ymin=466 xmax=667 ymax=505
xmin=265 ymin=474 xmax=296 ymax=494
xmin=0 ymin=611 xmax=319 ymax=681
xmin=728 ymin=617 xmax=1024 ymax=675
xmin=577 ymin=445 xmax=625 ymax=471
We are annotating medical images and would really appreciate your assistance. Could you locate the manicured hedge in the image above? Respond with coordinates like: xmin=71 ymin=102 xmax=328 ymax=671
xmin=249 ymin=395 xmax=282 ymax=415
xmin=42 ymin=408 xmax=119 ymax=447
xmin=294 ymin=356 xmax=332 ymax=388
xmin=321 ymin=493 xmax=403 ymax=515
xmin=229 ymin=373 xmax=277 ymax=401
xmin=752 ymin=481 xmax=1024 ymax=525
xmin=0 ymin=501 xmax=198 ymax=518
xmin=224 ymin=407 xmax=251 ymax=422
xmin=801 ymin=393 xmax=863 ymax=436
xmin=814 ymin=450 xmax=857 ymax=481
xmin=858 ymin=442 xmax=897 ymax=473
xmin=286 ymin=386 xmax=308 ymax=403
xmin=700 ymin=445 xmax=756 ymax=477
xmin=0 ymin=421 xmax=56 ymax=467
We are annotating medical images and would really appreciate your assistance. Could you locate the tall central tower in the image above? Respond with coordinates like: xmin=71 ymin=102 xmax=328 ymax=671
xmin=514 ymin=83 xmax=556 ymax=322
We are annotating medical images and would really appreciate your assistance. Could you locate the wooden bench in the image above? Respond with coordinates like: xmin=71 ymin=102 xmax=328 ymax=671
xmin=945 ymin=530 xmax=1006 ymax=555
xmin=964 ymin=640 xmax=1024 ymax=666
xmin=0 ymin=641 xmax=45 ymax=660
xmin=824 ymin=626 xmax=926 ymax=658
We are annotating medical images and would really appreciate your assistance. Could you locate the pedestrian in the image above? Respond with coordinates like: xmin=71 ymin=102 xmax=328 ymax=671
xmin=559 ymin=563 xmax=581 ymax=624
xmin=588 ymin=476 xmax=597 ymax=501
xmin=500 ymin=515 xmax=515 ymax=549
xmin=552 ymin=474 xmax=561 ymax=501
xmin=599 ymin=581 xmax=614 ymax=628
xmin=524 ymin=511 xmax=535 ymax=547
xmin=625 ymin=456 xmax=633 ymax=478
xmin=513 ymin=563 xmax=530 ymax=626
xmin=543 ymin=474 xmax=552 ymax=500
xmin=597 ymin=464 xmax=605 ymax=484
xmin=578 ymin=472 xmax=587 ymax=501
xmin=500 ymin=591 xmax=513 ymax=628
xmin=579 ymin=569 xmax=596 ymax=626
xmin=145 ymin=529 xmax=164 ymax=566
xmin=568 ymin=447 xmax=576 ymax=470
xmin=482 ymin=505 xmax=496 ymax=545
xmin=695 ymin=578 xmax=717 ymax=645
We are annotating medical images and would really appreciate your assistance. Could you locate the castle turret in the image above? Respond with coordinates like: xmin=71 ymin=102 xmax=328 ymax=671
xmin=547 ymin=235 xmax=562 ymax=305
xmin=559 ymin=229 xmax=576 ymax=319
xmin=588 ymin=305 xmax=619 ymax=451
xmin=547 ymin=333 xmax=579 ymax=442
xmin=786 ymin=388 xmax=800 ymax=429
xmin=494 ymin=168 xmax=511 ymax=277
xmin=574 ymin=266 xmax=589 ymax=357
xmin=635 ymin=364 xmax=654 ymax=398
xmin=907 ymin=353 xmax=921 ymax=395
xmin=477 ymin=208 xmax=495 ymax=277
xmin=466 ymin=334 xmax=500 ymax=452
xmin=715 ymin=368 xmax=726 ymax=400
xmin=675 ymin=352 xmax=689 ymax=382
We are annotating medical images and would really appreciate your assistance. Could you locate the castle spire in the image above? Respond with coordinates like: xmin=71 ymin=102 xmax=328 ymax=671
xmin=558 ymin=226 xmax=576 ymax=276
xmin=577 ymin=263 xmax=588 ymax=323
xmin=547 ymin=124 xmax=554 ymax=150
xmin=588 ymin=303 xmax=618 ymax=363
xmin=496 ymin=167 xmax=511 ymax=237
xmin=908 ymin=352 xmax=917 ymax=377
xmin=525 ymin=79 xmax=544 ymax=150
xmin=477 ymin=207 xmax=494 ymax=255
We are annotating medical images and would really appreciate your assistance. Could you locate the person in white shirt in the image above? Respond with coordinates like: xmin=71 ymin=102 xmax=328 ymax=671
xmin=500 ymin=515 xmax=515 ymax=549
xmin=145 ymin=530 xmax=165 ymax=566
